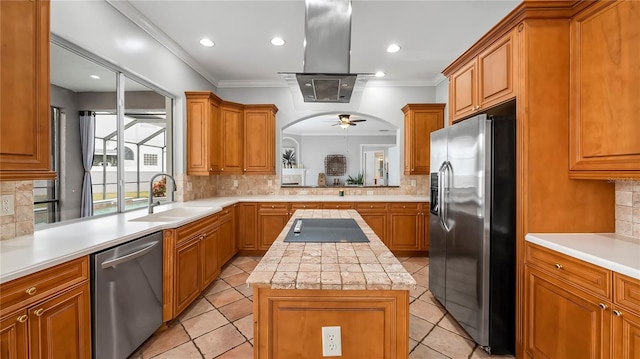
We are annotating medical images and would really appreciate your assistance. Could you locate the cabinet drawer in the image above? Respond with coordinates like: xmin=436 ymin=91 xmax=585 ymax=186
xmin=614 ymin=273 xmax=640 ymax=315
xmin=389 ymin=203 xmax=419 ymax=211
xmin=0 ymin=256 xmax=89 ymax=314
xmin=525 ymin=243 xmax=611 ymax=299
xmin=258 ymin=202 xmax=288 ymax=211
xmin=321 ymin=202 xmax=354 ymax=209
xmin=175 ymin=213 xmax=218 ymax=245
xmin=355 ymin=202 xmax=389 ymax=211
xmin=289 ymin=202 xmax=320 ymax=210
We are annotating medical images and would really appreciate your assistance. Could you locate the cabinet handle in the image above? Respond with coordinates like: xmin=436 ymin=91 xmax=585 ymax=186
xmin=370 ymin=205 xmax=374 ymax=208
xmin=613 ymin=310 xmax=622 ymax=316
xmin=554 ymin=263 xmax=563 ymax=270
xmin=17 ymin=315 xmax=28 ymax=323
xmin=244 ymin=168 xmax=247 ymax=171
xmin=403 ymin=205 xmax=406 ymax=209
xmin=34 ymin=308 xmax=44 ymax=316
xmin=221 ymin=168 xmax=224 ymax=171
xmin=209 ymin=167 xmax=213 ymax=171
xmin=25 ymin=287 xmax=37 ymax=295
xmin=598 ymin=303 xmax=608 ymax=310
xmin=271 ymin=205 xmax=275 ymax=208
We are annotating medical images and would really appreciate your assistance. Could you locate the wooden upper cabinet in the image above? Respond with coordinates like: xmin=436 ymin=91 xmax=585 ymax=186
xmin=402 ymin=104 xmax=445 ymax=175
xmin=0 ymin=0 xmax=55 ymax=180
xmin=185 ymin=92 xmax=221 ymax=175
xmin=220 ymin=102 xmax=244 ymax=174
xmin=569 ymin=0 xmax=640 ymax=179
xmin=244 ymin=105 xmax=278 ymax=174
xmin=446 ymin=29 xmax=516 ymax=124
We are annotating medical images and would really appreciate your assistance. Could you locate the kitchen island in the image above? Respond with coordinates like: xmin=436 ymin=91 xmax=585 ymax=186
xmin=247 ymin=209 xmax=416 ymax=359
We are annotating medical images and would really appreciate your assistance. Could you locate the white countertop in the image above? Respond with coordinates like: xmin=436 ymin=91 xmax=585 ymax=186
xmin=0 ymin=195 xmax=428 ymax=284
xmin=525 ymin=233 xmax=640 ymax=280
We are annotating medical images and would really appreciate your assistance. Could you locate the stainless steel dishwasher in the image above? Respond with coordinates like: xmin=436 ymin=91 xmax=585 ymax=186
xmin=91 ymin=231 xmax=163 ymax=359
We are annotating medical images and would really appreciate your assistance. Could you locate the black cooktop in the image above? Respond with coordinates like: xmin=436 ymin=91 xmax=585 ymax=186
xmin=283 ymin=218 xmax=370 ymax=243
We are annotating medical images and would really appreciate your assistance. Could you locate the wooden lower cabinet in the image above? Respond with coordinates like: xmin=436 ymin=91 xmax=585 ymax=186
xmin=253 ymin=287 xmax=409 ymax=359
xmin=388 ymin=203 xmax=426 ymax=252
xmin=258 ymin=204 xmax=289 ymax=250
xmin=218 ymin=205 xmax=237 ymax=264
xmin=200 ymin=225 xmax=219 ymax=290
xmin=236 ymin=203 xmax=258 ymax=252
xmin=613 ymin=306 xmax=640 ymax=359
xmin=0 ymin=257 xmax=91 ymax=359
xmin=174 ymin=237 xmax=201 ymax=315
xmin=524 ymin=264 xmax=611 ymax=359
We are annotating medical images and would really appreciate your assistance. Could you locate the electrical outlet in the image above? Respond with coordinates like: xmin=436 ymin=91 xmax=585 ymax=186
xmin=367 ymin=190 xmax=374 ymax=196
xmin=411 ymin=179 xmax=417 ymax=187
xmin=322 ymin=326 xmax=342 ymax=357
xmin=1 ymin=195 xmax=15 ymax=216
xmin=268 ymin=179 xmax=273 ymax=187
xmin=187 ymin=182 xmax=193 ymax=191
xmin=233 ymin=180 xmax=238 ymax=187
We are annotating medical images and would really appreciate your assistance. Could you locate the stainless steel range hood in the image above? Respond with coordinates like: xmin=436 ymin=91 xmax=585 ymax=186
xmin=292 ymin=0 xmax=363 ymax=103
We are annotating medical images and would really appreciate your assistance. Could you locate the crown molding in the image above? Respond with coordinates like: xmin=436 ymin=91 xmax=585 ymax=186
xmin=432 ymin=73 xmax=448 ymax=87
xmin=105 ymin=0 xmax=220 ymax=87
xmin=217 ymin=80 xmax=290 ymax=88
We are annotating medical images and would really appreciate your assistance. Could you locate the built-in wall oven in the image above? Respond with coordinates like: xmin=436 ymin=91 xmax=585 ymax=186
xmin=91 ymin=231 xmax=163 ymax=359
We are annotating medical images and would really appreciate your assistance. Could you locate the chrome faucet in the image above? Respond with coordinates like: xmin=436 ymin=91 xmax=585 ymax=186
xmin=148 ymin=173 xmax=177 ymax=214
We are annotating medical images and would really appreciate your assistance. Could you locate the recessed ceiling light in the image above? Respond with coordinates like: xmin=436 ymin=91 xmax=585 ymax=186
xmin=386 ymin=44 xmax=401 ymax=53
xmin=271 ymin=37 xmax=285 ymax=46
xmin=199 ymin=38 xmax=214 ymax=47
xmin=374 ymin=71 xmax=386 ymax=77
xmin=90 ymin=75 xmax=100 ymax=79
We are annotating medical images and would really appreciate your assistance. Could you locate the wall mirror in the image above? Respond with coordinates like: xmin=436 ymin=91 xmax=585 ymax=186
xmin=281 ymin=113 xmax=400 ymax=187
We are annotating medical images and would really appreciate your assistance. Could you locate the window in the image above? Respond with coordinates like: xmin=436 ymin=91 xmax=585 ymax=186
xmin=41 ymin=39 xmax=174 ymax=225
xmin=144 ymin=154 xmax=158 ymax=166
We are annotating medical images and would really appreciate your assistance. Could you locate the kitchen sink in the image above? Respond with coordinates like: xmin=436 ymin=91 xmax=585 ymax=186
xmin=129 ymin=207 xmax=214 ymax=222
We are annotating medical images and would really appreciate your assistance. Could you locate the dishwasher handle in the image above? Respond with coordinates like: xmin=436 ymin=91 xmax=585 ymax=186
xmin=101 ymin=241 xmax=159 ymax=269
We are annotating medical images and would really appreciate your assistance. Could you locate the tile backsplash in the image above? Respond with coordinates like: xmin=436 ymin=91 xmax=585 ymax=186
xmin=615 ymin=180 xmax=640 ymax=238
xmin=1 ymin=181 xmax=34 ymax=240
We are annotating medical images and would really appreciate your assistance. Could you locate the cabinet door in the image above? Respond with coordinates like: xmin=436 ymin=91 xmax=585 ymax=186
xmin=0 ymin=0 xmax=54 ymax=180
xmin=200 ymin=227 xmax=219 ymax=290
xmin=359 ymin=213 xmax=387 ymax=245
xmin=244 ymin=107 xmax=276 ymax=174
xmin=258 ymin=212 xmax=289 ymax=250
xmin=0 ymin=310 xmax=29 ymax=359
xmin=186 ymin=92 xmax=220 ymax=175
xmin=28 ymin=283 xmax=91 ymax=359
xmin=420 ymin=204 xmax=429 ymax=251
xmin=236 ymin=203 xmax=258 ymax=251
xmin=449 ymin=61 xmax=477 ymax=122
xmin=569 ymin=0 xmax=640 ymax=176
xmin=402 ymin=104 xmax=445 ymax=175
xmin=478 ymin=30 xmax=514 ymax=110
xmin=524 ymin=265 xmax=611 ymax=359
xmin=613 ymin=306 xmax=640 ymax=359
xmin=388 ymin=207 xmax=421 ymax=251
xmin=220 ymin=104 xmax=244 ymax=174
xmin=175 ymin=237 xmax=201 ymax=315
xmin=218 ymin=207 xmax=236 ymax=265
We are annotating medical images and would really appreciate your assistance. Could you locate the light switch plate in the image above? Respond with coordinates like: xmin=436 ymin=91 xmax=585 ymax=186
xmin=1 ymin=195 xmax=15 ymax=216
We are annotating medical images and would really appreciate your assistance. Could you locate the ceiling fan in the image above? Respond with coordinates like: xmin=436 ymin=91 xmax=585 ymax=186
xmin=332 ymin=114 xmax=366 ymax=129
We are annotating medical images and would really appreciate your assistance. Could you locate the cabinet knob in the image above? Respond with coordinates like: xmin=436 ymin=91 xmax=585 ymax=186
xmin=25 ymin=287 xmax=37 ymax=295
xmin=271 ymin=205 xmax=275 ymax=208
xmin=303 ymin=205 xmax=306 ymax=208
xmin=17 ymin=315 xmax=27 ymax=323
xmin=554 ymin=263 xmax=563 ymax=270
xmin=613 ymin=310 xmax=622 ymax=316
xmin=34 ymin=308 xmax=44 ymax=317
xmin=244 ymin=168 xmax=247 ymax=172
xmin=336 ymin=205 xmax=339 ymax=208
xmin=598 ymin=303 xmax=608 ymax=310
xmin=403 ymin=205 xmax=406 ymax=209
xmin=209 ymin=167 xmax=213 ymax=171
xmin=370 ymin=205 xmax=373 ymax=208
xmin=221 ymin=168 xmax=224 ymax=171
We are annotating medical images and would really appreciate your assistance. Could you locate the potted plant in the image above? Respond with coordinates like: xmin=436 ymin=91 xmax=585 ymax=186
xmin=346 ymin=172 xmax=364 ymax=186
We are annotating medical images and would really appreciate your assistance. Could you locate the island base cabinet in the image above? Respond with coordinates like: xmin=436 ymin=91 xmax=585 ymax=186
xmin=524 ymin=265 xmax=611 ymax=359
xmin=253 ymin=287 xmax=409 ymax=359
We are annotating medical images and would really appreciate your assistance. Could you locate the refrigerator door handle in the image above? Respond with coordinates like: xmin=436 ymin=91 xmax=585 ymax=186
xmin=438 ymin=161 xmax=451 ymax=232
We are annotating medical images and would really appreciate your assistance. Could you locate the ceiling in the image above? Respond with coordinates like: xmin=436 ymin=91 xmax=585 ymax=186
xmin=113 ymin=0 xmax=521 ymax=87
xmin=283 ymin=113 xmax=397 ymax=136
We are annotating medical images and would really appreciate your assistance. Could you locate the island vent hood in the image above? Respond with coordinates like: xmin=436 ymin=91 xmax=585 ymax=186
xmin=283 ymin=0 xmax=370 ymax=103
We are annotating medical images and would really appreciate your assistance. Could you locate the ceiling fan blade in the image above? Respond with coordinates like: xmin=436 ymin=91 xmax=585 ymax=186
xmin=351 ymin=123 xmax=357 ymax=126
xmin=350 ymin=119 xmax=366 ymax=123
xmin=331 ymin=123 xmax=339 ymax=126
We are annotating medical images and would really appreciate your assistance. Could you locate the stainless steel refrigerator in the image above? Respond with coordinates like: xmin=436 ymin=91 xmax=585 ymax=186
xmin=429 ymin=114 xmax=515 ymax=354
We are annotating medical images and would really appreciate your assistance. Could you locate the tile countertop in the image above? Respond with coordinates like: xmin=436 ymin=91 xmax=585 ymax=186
xmin=246 ymin=209 xmax=418 ymax=291
xmin=525 ymin=233 xmax=640 ymax=280
xmin=0 ymin=195 xmax=428 ymax=284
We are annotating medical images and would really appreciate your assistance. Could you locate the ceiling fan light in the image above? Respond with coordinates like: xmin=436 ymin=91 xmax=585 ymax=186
xmin=339 ymin=123 xmax=350 ymax=129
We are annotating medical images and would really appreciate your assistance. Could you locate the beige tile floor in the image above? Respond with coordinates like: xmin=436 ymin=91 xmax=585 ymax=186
xmin=129 ymin=256 xmax=515 ymax=359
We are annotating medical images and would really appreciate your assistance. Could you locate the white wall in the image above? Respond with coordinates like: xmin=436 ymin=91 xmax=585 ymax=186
xmin=50 ymin=0 xmax=217 ymax=174
xmin=435 ymin=78 xmax=449 ymax=127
